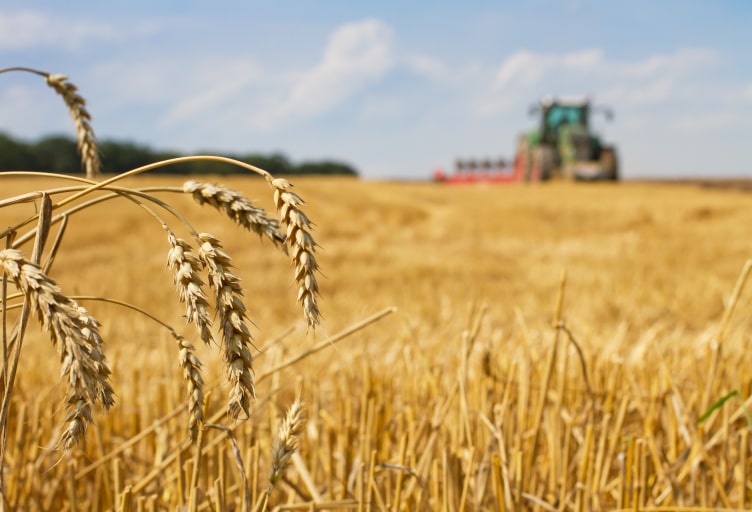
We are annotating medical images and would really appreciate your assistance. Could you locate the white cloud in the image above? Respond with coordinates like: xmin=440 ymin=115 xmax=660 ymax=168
xmin=0 ymin=10 xmax=117 ymax=50
xmin=403 ymin=54 xmax=446 ymax=80
xmin=162 ymin=60 xmax=261 ymax=125
xmin=264 ymin=19 xmax=394 ymax=124
xmin=494 ymin=50 xmax=548 ymax=89
xmin=495 ymin=48 xmax=603 ymax=90
xmin=477 ymin=48 xmax=604 ymax=116
xmin=81 ymin=19 xmax=397 ymax=138
xmin=603 ymin=48 xmax=719 ymax=105
xmin=89 ymin=55 xmax=259 ymax=109
xmin=615 ymin=48 xmax=718 ymax=80
xmin=481 ymin=47 xmax=721 ymax=116
xmin=123 ymin=18 xmax=399 ymax=134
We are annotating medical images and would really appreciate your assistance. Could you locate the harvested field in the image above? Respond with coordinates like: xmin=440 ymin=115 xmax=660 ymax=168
xmin=1 ymin=175 xmax=751 ymax=510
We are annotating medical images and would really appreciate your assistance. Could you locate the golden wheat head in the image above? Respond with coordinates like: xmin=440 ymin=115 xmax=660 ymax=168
xmin=268 ymin=398 xmax=306 ymax=491
xmin=197 ymin=233 xmax=256 ymax=419
xmin=0 ymin=248 xmax=114 ymax=449
xmin=267 ymin=177 xmax=321 ymax=328
xmin=45 ymin=73 xmax=100 ymax=179
xmin=166 ymin=231 xmax=214 ymax=346
xmin=174 ymin=334 xmax=205 ymax=440
xmin=182 ymin=180 xmax=286 ymax=249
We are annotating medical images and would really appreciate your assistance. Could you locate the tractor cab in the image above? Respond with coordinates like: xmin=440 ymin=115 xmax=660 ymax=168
xmin=517 ymin=97 xmax=618 ymax=181
xmin=535 ymin=99 xmax=590 ymax=146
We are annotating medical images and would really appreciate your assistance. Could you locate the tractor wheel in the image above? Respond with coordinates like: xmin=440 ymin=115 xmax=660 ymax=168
xmin=600 ymin=147 xmax=619 ymax=181
xmin=532 ymin=146 xmax=556 ymax=181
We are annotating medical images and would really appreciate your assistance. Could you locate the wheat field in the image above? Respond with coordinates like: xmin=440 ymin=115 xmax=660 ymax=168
xmin=1 ymin=174 xmax=752 ymax=511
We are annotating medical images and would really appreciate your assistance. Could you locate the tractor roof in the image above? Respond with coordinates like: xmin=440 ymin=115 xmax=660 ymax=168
xmin=540 ymin=95 xmax=591 ymax=107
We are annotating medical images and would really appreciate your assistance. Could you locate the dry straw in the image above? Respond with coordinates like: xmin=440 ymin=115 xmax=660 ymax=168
xmin=0 ymin=248 xmax=114 ymax=449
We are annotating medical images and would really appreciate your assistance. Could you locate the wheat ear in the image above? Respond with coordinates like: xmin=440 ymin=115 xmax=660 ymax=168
xmin=267 ymin=178 xmax=320 ymax=328
xmin=182 ymin=180 xmax=286 ymax=250
xmin=0 ymin=249 xmax=114 ymax=449
xmin=175 ymin=334 xmax=204 ymax=440
xmin=197 ymin=233 xmax=255 ymax=419
xmin=166 ymin=232 xmax=214 ymax=346
xmin=268 ymin=398 xmax=305 ymax=492
xmin=45 ymin=74 xmax=100 ymax=179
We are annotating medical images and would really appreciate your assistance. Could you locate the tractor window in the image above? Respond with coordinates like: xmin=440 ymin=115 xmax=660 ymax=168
xmin=546 ymin=106 xmax=583 ymax=131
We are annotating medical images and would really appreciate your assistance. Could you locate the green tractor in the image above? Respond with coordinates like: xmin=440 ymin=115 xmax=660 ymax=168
xmin=514 ymin=97 xmax=619 ymax=182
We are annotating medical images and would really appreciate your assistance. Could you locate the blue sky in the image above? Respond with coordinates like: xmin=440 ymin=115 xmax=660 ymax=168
xmin=1 ymin=1 xmax=751 ymax=179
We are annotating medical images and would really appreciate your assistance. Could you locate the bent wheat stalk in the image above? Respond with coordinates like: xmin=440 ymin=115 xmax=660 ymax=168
xmin=43 ymin=157 xmax=323 ymax=332
xmin=1 ymin=156 xmax=323 ymax=497
xmin=0 ymin=248 xmax=114 ymax=449
xmin=3 ymin=171 xmax=319 ymax=431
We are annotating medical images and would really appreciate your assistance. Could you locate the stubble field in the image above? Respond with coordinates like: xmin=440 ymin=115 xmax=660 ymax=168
xmin=1 ymin=174 xmax=751 ymax=511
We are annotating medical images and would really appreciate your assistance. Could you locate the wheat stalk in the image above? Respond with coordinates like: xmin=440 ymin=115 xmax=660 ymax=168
xmin=268 ymin=398 xmax=306 ymax=491
xmin=44 ymin=74 xmax=100 ymax=180
xmin=197 ymin=233 xmax=255 ymax=419
xmin=166 ymin=231 xmax=214 ymax=346
xmin=267 ymin=178 xmax=320 ymax=328
xmin=182 ymin=180 xmax=285 ymax=250
xmin=0 ymin=248 xmax=114 ymax=449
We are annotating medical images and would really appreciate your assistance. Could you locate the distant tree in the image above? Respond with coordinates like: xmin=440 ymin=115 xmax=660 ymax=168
xmin=296 ymin=160 xmax=358 ymax=176
xmin=239 ymin=152 xmax=294 ymax=176
xmin=33 ymin=135 xmax=79 ymax=173
xmin=0 ymin=133 xmax=34 ymax=170
xmin=100 ymin=139 xmax=169 ymax=174
xmin=0 ymin=133 xmax=360 ymax=177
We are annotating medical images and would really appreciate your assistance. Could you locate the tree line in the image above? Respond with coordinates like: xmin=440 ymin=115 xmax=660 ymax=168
xmin=0 ymin=132 xmax=359 ymax=176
